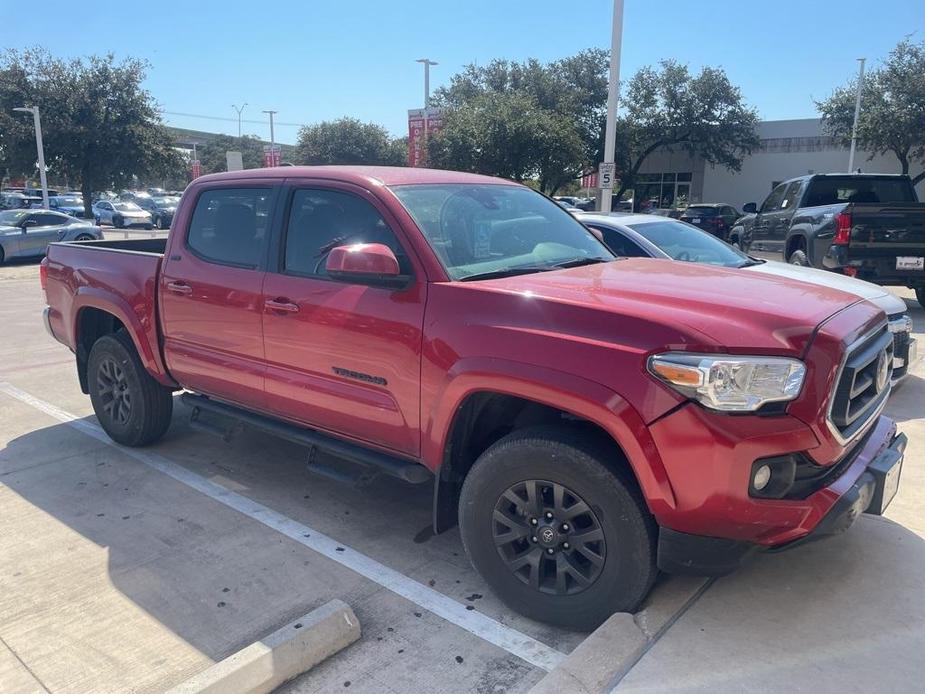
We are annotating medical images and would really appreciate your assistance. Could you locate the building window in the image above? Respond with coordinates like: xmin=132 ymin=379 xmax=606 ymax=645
xmin=635 ymin=172 xmax=693 ymax=209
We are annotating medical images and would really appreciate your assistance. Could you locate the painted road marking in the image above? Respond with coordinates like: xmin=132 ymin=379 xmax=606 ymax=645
xmin=0 ymin=382 xmax=567 ymax=672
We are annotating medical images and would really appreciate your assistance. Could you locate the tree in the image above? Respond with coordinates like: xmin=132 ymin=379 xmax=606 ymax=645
xmin=294 ymin=117 xmax=405 ymax=166
xmin=433 ymin=50 xmax=608 ymax=193
xmin=197 ymin=134 xmax=266 ymax=174
xmin=817 ymin=39 xmax=925 ymax=185
xmin=428 ymin=91 xmax=585 ymax=185
xmin=613 ymin=60 xmax=759 ymax=202
xmin=0 ymin=49 xmax=181 ymax=217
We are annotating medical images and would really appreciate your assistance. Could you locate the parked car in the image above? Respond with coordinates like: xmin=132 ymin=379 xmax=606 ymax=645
xmin=678 ymin=203 xmax=740 ymax=239
xmin=555 ymin=195 xmax=595 ymax=211
xmin=42 ymin=166 xmax=906 ymax=630
xmin=49 ymin=195 xmax=88 ymax=218
xmin=730 ymin=173 xmax=925 ymax=306
xmin=578 ymin=212 xmax=917 ymax=383
xmin=0 ymin=209 xmax=101 ymax=264
xmin=648 ymin=208 xmax=684 ymax=219
xmin=23 ymin=187 xmax=60 ymax=198
xmin=1 ymin=192 xmax=31 ymax=210
xmin=134 ymin=195 xmax=179 ymax=229
xmin=92 ymin=200 xmax=153 ymax=229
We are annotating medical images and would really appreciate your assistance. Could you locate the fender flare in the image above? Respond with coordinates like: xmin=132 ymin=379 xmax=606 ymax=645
xmin=72 ymin=287 xmax=175 ymax=387
xmin=785 ymin=227 xmax=812 ymax=263
xmin=422 ymin=356 xmax=678 ymax=519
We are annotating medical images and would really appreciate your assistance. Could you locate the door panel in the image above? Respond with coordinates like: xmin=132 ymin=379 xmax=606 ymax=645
xmin=261 ymin=185 xmax=426 ymax=456
xmin=159 ymin=186 xmax=277 ymax=409
xmin=749 ymin=184 xmax=788 ymax=259
xmin=22 ymin=213 xmax=62 ymax=255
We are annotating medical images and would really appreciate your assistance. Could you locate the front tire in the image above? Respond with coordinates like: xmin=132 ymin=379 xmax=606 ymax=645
xmin=113 ymin=215 xmax=124 ymax=229
xmin=74 ymin=234 xmax=94 ymax=241
xmin=458 ymin=425 xmax=657 ymax=631
xmin=154 ymin=215 xmax=165 ymax=230
xmin=916 ymin=287 xmax=925 ymax=309
xmin=87 ymin=331 xmax=173 ymax=446
xmin=788 ymin=249 xmax=810 ymax=266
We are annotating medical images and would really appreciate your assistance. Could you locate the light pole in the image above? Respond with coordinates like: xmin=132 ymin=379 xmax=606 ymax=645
xmin=262 ymin=110 xmax=278 ymax=166
xmin=416 ymin=58 xmax=438 ymax=151
xmin=232 ymin=103 xmax=248 ymax=138
xmin=599 ymin=0 xmax=624 ymax=213
xmin=847 ymin=58 xmax=866 ymax=173
xmin=13 ymin=105 xmax=49 ymax=209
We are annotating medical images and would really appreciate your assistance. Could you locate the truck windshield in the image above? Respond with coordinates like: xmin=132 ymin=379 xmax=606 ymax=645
xmin=803 ymin=177 xmax=916 ymax=206
xmin=391 ymin=183 xmax=614 ymax=280
xmin=625 ymin=219 xmax=754 ymax=268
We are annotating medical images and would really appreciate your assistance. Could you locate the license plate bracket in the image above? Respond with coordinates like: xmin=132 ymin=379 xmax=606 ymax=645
xmin=896 ymin=256 xmax=924 ymax=271
xmin=865 ymin=434 xmax=906 ymax=515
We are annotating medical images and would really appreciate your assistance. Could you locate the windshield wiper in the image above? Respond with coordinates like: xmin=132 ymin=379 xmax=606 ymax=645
xmin=552 ymin=257 xmax=611 ymax=269
xmin=458 ymin=266 xmax=553 ymax=282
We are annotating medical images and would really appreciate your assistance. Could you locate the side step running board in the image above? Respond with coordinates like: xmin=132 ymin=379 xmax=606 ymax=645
xmin=181 ymin=393 xmax=432 ymax=485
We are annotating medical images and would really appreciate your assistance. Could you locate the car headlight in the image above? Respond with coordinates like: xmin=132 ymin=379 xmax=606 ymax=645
xmin=648 ymin=353 xmax=806 ymax=412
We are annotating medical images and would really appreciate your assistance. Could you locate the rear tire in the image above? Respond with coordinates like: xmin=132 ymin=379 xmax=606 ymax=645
xmin=458 ymin=425 xmax=657 ymax=631
xmin=87 ymin=331 xmax=173 ymax=446
xmin=74 ymin=234 xmax=93 ymax=241
xmin=916 ymin=287 xmax=925 ymax=309
xmin=788 ymin=249 xmax=809 ymax=266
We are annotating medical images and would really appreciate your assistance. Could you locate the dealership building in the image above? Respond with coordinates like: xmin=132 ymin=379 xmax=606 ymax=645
xmin=633 ymin=118 xmax=925 ymax=211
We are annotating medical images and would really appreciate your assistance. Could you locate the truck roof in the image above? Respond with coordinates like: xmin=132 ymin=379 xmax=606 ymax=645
xmin=192 ymin=166 xmax=515 ymax=188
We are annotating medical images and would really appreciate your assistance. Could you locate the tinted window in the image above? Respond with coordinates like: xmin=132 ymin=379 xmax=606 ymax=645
xmin=391 ymin=184 xmax=612 ymax=280
xmin=759 ymin=184 xmax=788 ymax=213
xmin=626 ymin=220 xmax=750 ymax=267
xmin=594 ymin=227 xmax=650 ymax=258
xmin=684 ymin=206 xmax=718 ymax=216
xmin=803 ymin=177 xmax=916 ymax=206
xmin=284 ymin=189 xmax=409 ymax=278
xmin=188 ymin=188 xmax=275 ymax=268
xmin=33 ymin=213 xmax=65 ymax=226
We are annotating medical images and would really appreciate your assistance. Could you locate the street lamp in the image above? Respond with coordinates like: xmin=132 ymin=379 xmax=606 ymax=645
xmin=599 ymin=0 xmax=624 ymax=213
xmin=232 ymin=103 xmax=248 ymax=138
xmin=262 ymin=110 xmax=278 ymax=166
xmin=416 ymin=58 xmax=438 ymax=157
xmin=13 ymin=105 xmax=49 ymax=209
xmin=847 ymin=58 xmax=866 ymax=173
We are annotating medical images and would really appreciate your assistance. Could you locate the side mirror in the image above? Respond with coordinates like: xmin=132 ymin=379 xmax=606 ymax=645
xmin=742 ymin=202 xmax=757 ymax=214
xmin=586 ymin=226 xmax=605 ymax=243
xmin=325 ymin=243 xmax=409 ymax=288
xmin=21 ymin=219 xmax=37 ymax=229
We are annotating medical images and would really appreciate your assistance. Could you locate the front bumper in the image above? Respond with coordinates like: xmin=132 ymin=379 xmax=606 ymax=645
xmin=889 ymin=315 xmax=918 ymax=383
xmin=657 ymin=427 xmax=906 ymax=576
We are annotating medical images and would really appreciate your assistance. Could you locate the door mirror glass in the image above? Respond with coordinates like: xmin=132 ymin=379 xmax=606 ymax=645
xmin=325 ymin=243 xmax=407 ymax=287
xmin=742 ymin=202 xmax=757 ymax=214
xmin=21 ymin=219 xmax=37 ymax=229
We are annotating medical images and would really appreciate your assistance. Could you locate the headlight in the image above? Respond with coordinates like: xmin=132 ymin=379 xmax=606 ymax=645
xmin=648 ymin=353 xmax=806 ymax=412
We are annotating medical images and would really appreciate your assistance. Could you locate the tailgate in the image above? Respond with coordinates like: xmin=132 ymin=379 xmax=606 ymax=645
xmin=846 ymin=203 xmax=925 ymax=280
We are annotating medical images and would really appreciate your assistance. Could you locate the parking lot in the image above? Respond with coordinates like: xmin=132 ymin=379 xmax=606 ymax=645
xmin=1 ymin=252 xmax=924 ymax=693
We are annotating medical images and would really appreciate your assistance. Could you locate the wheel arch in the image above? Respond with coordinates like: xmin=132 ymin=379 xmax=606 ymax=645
xmin=785 ymin=229 xmax=810 ymax=262
xmin=426 ymin=361 xmax=676 ymax=533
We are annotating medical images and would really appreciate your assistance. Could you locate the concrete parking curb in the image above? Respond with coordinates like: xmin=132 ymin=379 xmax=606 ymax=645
xmin=166 ymin=600 xmax=360 ymax=694
xmin=527 ymin=577 xmax=711 ymax=694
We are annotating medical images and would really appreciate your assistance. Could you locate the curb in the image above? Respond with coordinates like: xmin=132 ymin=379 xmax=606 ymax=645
xmin=528 ymin=577 xmax=710 ymax=694
xmin=167 ymin=599 xmax=360 ymax=694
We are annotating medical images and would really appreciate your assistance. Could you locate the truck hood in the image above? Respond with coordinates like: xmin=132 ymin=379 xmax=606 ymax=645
xmin=476 ymin=258 xmax=868 ymax=354
xmin=742 ymin=260 xmax=907 ymax=317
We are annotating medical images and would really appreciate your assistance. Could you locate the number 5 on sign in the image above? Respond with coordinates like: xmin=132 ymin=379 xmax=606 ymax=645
xmin=599 ymin=163 xmax=616 ymax=189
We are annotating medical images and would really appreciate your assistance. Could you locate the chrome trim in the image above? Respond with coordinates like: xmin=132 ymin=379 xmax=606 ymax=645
xmin=825 ymin=321 xmax=891 ymax=446
xmin=42 ymin=306 xmax=55 ymax=340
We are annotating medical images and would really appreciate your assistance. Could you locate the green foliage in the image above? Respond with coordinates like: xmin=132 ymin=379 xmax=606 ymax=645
xmin=432 ymin=50 xmax=608 ymax=193
xmin=818 ymin=39 xmax=925 ymax=184
xmin=614 ymin=60 xmax=759 ymax=200
xmin=0 ymin=48 xmax=182 ymax=216
xmin=197 ymin=134 xmax=266 ymax=174
xmin=294 ymin=117 xmax=405 ymax=166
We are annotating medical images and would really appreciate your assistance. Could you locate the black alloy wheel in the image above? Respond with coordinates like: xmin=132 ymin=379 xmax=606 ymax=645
xmin=493 ymin=479 xmax=606 ymax=595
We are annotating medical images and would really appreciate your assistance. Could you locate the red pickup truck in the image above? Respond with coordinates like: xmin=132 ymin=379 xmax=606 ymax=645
xmin=42 ymin=167 xmax=906 ymax=630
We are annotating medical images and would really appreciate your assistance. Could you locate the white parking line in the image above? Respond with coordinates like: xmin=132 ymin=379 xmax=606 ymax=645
xmin=0 ymin=382 xmax=567 ymax=672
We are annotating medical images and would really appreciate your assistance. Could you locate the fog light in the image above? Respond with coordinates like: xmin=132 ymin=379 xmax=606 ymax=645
xmin=753 ymin=464 xmax=772 ymax=491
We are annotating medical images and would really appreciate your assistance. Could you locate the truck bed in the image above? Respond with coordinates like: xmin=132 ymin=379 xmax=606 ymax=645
xmin=43 ymin=237 xmax=174 ymax=386
xmin=834 ymin=202 xmax=925 ymax=285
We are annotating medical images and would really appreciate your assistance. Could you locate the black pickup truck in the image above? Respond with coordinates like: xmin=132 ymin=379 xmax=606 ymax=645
xmin=732 ymin=174 xmax=925 ymax=306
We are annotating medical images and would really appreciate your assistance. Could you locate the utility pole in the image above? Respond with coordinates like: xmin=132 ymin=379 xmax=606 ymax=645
xmin=847 ymin=58 xmax=866 ymax=173
xmin=263 ymin=110 xmax=277 ymax=166
xmin=232 ymin=103 xmax=248 ymax=138
xmin=599 ymin=0 xmax=624 ymax=213
xmin=416 ymin=58 xmax=438 ymax=148
xmin=13 ymin=105 xmax=49 ymax=209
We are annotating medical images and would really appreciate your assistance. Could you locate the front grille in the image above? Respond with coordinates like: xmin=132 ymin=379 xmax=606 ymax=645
xmin=828 ymin=325 xmax=893 ymax=442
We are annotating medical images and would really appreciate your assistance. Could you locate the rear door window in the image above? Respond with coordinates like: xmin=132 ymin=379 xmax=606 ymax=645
xmin=187 ymin=188 xmax=276 ymax=268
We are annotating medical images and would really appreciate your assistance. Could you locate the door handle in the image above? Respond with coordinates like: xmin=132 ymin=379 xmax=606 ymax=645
xmin=166 ymin=281 xmax=192 ymax=295
xmin=265 ymin=298 xmax=300 ymax=313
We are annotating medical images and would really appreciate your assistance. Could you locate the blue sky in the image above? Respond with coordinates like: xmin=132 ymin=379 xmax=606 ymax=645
xmin=5 ymin=0 xmax=920 ymax=144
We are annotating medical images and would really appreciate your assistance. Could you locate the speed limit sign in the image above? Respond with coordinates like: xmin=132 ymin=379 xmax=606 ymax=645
xmin=599 ymin=163 xmax=616 ymax=189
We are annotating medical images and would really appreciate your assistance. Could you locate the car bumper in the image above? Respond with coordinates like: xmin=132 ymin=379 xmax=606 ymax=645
xmin=657 ymin=426 xmax=906 ymax=575
xmin=42 ymin=306 xmax=55 ymax=340
xmin=889 ymin=316 xmax=918 ymax=384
